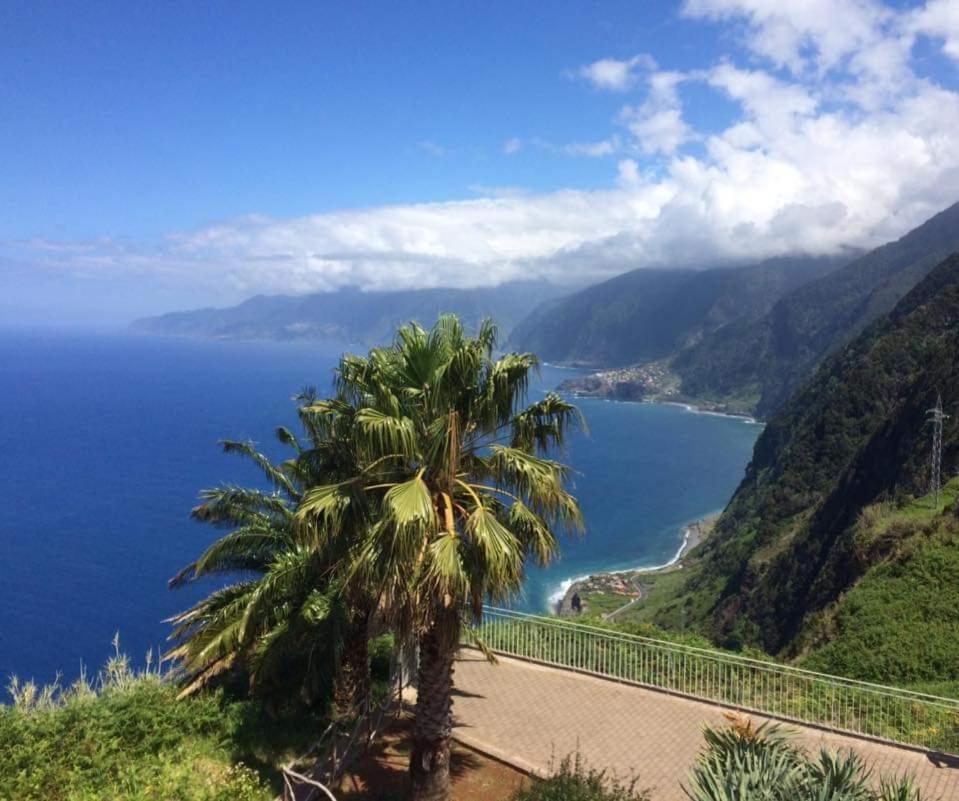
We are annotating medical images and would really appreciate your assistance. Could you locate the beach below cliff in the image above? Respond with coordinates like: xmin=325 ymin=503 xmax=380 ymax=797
xmin=555 ymin=514 xmax=719 ymax=618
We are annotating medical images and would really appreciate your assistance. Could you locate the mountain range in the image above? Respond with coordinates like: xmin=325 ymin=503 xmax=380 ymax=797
xmin=513 ymin=201 xmax=959 ymax=418
xmin=130 ymin=280 xmax=566 ymax=346
xmin=507 ymin=254 xmax=852 ymax=368
xmin=134 ymin=202 xmax=959 ymax=424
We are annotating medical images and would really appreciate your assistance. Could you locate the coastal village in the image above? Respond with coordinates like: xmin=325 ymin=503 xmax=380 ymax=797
xmin=558 ymin=359 xmax=680 ymax=402
xmin=557 ymin=516 xmax=718 ymax=619
xmin=558 ymin=362 xmax=756 ymax=418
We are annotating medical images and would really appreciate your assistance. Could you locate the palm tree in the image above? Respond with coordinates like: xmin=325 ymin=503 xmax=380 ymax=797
xmin=297 ymin=315 xmax=583 ymax=801
xmin=168 ymin=391 xmax=375 ymax=719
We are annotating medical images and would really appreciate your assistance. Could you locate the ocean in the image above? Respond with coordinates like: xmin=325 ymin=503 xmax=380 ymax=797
xmin=0 ymin=331 xmax=760 ymax=685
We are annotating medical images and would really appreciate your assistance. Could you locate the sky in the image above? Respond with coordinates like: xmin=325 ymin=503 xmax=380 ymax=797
xmin=2 ymin=0 xmax=959 ymax=326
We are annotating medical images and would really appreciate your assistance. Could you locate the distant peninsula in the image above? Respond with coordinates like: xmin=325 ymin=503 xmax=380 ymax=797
xmin=131 ymin=280 xmax=567 ymax=346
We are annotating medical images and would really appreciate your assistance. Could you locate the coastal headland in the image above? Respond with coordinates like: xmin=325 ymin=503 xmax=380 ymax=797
xmin=555 ymin=514 xmax=719 ymax=619
xmin=557 ymin=362 xmax=758 ymax=419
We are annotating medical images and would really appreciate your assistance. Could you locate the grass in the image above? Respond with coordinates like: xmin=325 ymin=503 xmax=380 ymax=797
xmin=608 ymin=568 xmax=698 ymax=626
xmin=578 ymin=591 xmax=636 ymax=617
xmin=0 ymin=645 xmax=323 ymax=801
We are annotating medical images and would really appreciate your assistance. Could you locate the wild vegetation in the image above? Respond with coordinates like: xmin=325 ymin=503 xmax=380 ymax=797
xmin=684 ymin=718 xmax=924 ymax=801
xmin=0 ymin=646 xmax=314 ymax=801
xmin=509 ymin=754 xmax=649 ymax=801
xmin=798 ymin=485 xmax=959 ymax=691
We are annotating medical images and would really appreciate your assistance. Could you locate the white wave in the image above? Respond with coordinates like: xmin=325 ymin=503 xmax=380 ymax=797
xmin=546 ymin=573 xmax=592 ymax=605
xmin=659 ymin=399 xmax=760 ymax=425
xmin=545 ymin=524 xmax=697 ymax=612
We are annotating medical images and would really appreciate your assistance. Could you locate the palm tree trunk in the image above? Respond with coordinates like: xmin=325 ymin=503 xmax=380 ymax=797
xmin=333 ymin=616 xmax=370 ymax=721
xmin=409 ymin=612 xmax=458 ymax=801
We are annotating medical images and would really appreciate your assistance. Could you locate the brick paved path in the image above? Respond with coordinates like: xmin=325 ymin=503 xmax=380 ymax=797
xmin=452 ymin=651 xmax=959 ymax=801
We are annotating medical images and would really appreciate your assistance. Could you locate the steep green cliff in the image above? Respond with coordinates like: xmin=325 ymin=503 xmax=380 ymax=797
xmin=641 ymin=253 xmax=959 ymax=685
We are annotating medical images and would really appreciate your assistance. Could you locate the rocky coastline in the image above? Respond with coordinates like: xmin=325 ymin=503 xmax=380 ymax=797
xmin=555 ymin=514 xmax=719 ymax=618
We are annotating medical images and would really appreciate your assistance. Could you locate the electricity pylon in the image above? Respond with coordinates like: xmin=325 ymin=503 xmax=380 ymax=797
xmin=926 ymin=394 xmax=948 ymax=509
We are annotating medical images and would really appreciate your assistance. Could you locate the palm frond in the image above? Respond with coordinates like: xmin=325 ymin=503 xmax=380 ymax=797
xmin=169 ymin=523 xmax=295 ymax=586
xmin=354 ymin=407 xmax=418 ymax=460
xmin=219 ymin=439 xmax=299 ymax=498
xmin=511 ymin=392 xmax=585 ymax=452
xmin=275 ymin=425 xmax=301 ymax=452
xmin=506 ymin=500 xmax=560 ymax=566
xmin=484 ymin=446 xmax=583 ymax=528
xmin=384 ymin=473 xmax=435 ymax=531
xmin=297 ymin=482 xmax=356 ymax=540
xmin=191 ymin=486 xmax=293 ymax=526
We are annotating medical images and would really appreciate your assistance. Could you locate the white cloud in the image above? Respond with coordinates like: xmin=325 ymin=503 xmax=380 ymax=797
xmin=570 ymin=54 xmax=657 ymax=91
xmin=503 ymin=137 xmax=523 ymax=155
xmin=615 ymin=159 xmax=642 ymax=187
xmin=706 ymin=63 xmax=818 ymax=138
xmin=682 ymin=0 xmax=897 ymax=76
xmin=6 ymin=1 xmax=959 ymax=303
xmin=910 ymin=0 xmax=959 ymax=62
xmin=620 ymin=71 xmax=694 ymax=155
xmin=563 ymin=136 xmax=621 ymax=157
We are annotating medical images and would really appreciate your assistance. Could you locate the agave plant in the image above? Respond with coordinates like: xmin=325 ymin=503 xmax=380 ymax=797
xmin=168 ymin=389 xmax=375 ymax=718
xmin=296 ymin=315 xmax=583 ymax=801
xmin=684 ymin=718 xmax=924 ymax=801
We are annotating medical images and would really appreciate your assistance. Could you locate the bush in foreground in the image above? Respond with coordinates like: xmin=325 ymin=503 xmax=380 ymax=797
xmin=510 ymin=753 xmax=650 ymax=801
xmin=0 ymin=647 xmax=316 ymax=801
xmin=684 ymin=717 xmax=924 ymax=801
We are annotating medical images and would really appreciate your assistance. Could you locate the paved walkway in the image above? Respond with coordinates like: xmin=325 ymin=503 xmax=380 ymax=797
xmin=452 ymin=651 xmax=959 ymax=801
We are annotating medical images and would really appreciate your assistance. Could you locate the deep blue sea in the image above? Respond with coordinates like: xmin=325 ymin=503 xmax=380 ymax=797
xmin=0 ymin=331 xmax=760 ymax=685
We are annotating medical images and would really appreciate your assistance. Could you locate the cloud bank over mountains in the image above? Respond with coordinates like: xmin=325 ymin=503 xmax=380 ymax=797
xmin=7 ymin=0 xmax=959 ymax=299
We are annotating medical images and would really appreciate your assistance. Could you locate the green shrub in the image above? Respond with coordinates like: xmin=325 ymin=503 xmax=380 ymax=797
xmin=683 ymin=718 xmax=923 ymax=801
xmin=510 ymin=753 xmax=650 ymax=801
xmin=0 ymin=649 xmax=282 ymax=801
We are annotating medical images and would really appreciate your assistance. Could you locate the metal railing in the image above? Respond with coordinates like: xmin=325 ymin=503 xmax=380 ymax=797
xmin=471 ymin=607 xmax=959 ymax=755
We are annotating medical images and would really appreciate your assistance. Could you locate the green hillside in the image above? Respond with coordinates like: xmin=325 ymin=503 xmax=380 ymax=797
xmin=508 ymin=255 xmax=849 ymax=367
xmin=623 ymin=252 xmax=959 ymax=686
xmin=798 ymin=482 xmax=959 ymax=690
xmin=676 ymin=201 xmax=959 ymax=417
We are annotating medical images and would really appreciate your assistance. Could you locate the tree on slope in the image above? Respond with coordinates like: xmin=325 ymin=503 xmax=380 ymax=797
xmin=297 ymin=315 xmax=583 ymax=801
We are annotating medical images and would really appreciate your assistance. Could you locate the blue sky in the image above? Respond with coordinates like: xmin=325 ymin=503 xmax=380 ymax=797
xmin=1 ymin=2 xmax=718 ymax=237
xmin=2 ymin=0 xmax=959 ymax=325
